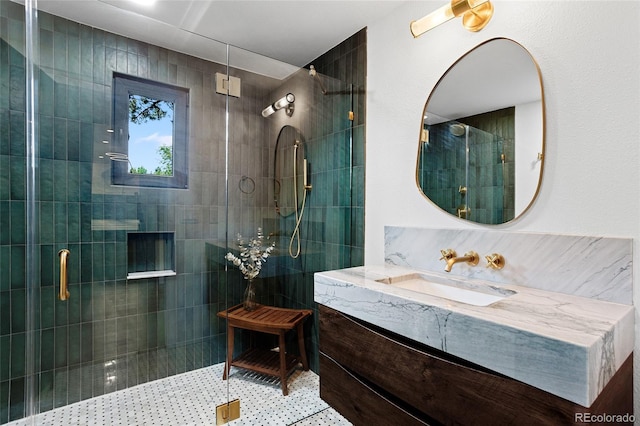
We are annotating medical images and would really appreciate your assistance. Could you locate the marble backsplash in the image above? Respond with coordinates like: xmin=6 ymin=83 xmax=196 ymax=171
xmin=384 ymin=227 xmax=632 ymax=305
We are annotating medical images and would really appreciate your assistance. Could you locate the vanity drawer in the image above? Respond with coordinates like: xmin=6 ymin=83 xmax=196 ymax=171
xmin=320 ymin=353 xmax=430 ymax=426
xmin=318 ymin=304 xmax=633 ymax=425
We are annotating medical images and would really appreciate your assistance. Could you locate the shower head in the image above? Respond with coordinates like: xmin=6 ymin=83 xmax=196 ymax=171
xmin=309 ymin=65 xmax=327 ymax=95
xmin=449 ymin=123 xmax=466 ymax=136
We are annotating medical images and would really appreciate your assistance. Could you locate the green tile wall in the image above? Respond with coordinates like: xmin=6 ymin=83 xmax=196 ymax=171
xmin=268 ymin=29 xmax=367 ymax=372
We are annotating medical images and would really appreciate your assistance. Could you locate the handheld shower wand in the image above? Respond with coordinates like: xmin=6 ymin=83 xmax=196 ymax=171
xmin=289 ymin=140 xmax=312 ymax=259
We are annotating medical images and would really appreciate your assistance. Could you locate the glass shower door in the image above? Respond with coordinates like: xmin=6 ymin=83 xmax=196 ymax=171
xmin=1 ymin=0 xmax=38 ymax=422
xmin=4 ymin=0 xmax=238 ymax=423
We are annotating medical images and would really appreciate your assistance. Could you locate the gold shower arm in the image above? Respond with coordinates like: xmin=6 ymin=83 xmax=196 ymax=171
xmin=58 ymin=249 xmax=70 ymax=301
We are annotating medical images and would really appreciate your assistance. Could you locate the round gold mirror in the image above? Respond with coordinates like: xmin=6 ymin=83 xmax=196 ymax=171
xmin=417 ymin=38 xmax=544 ymax=224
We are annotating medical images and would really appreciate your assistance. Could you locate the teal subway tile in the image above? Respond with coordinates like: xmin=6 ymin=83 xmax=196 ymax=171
xmin=68 ymin=324 xmax=81 ymax=365
xmin=39 ymin=73 xmax=55 ymax=118
xmin=39 ymin=158 xmax=54 ymax=202
xmin=80 ymin=283 xmax=92 ymax=323
xmin=66 ymin=244 xmax=80 ymax=286
xmin=53 ymin=118 xmax=67 ymax=161
xmin=68 ymin=33 xmax=80 ymax=75
xmin=0 ymin=293 xmax=9 ymax=336
xmin=68 ymin=284 xmax=81 ymax=325
xmin=8 ymin=377 xmax=25 ymax=422
xmin=10 ymin=244 xmax=24 ymax=289
xmin=54 ymin=292 xmax=68 ymax=327
xmin=80 ymin=243 xmax=92 ymax=283
xmin=67 ymin=202 xmax=80 ymax=243
xmin=9 ymin=159 xmax=24 ymax=201
xmin=40 ymin=288 xmax=55 ymax=330
xmin=146 ymin=312 xmax=158 ymax=349
xmin=10 ymin=289 xmax=25 ymax=333
xmin=9 ymin=65 xmax=25 ymax=113
xmin=53 ymin=367 xmax=68 ymax=408
xmin=80 ymin=27 xmax=93 ymax=79
xmin=91 ymin=282 xmax=105 ymax=323
xmin=80 ymin=362 xmax=93 ymax=400
xmin=10 ymin=332 xmax=24 ymax=378
xmin=0 ymin=112 xmax=9 ymax=156
xmin=0 ymin=382 xmax=7 ymax=422
xmin=40 ymin=202 xmax=54 ymax=244
xmin=0 ymin=202 xmax=8 ymax=245
xmin=67 ymin=81 xmax=80 ymax=121
xmin=9 ymin=110 xmax=24 ymax=157
xmin=54 ymin=326 xmax=68 ymax=369
xmin=67 ymin=120 xmax=80 ymax=162
xmin=53 ymin=28 xmax=67 ymax=71
xmin=79 ymin=162 xmax=92 ymax=203
xmin=38 ymin=369 xmax=54 ymax=413
xmin=54 ymin=202 xmax=68 ymax=243
xmin=39 ymin=115 xmax=54 ymax=159
xmin=78 ymin=122 xmax=93 ymax=166
xmin=54 ymin=78 xmax=68 ymax=120
xmin=103 ymin=243 xmax=115 ymax=281
xmin=115 ymin=317 xmax=127 ymax=356
xmin=79 ymin=122 xmax=94 ymax=163
xmin=0 ymin=247 xmax=9 ymax=292
xmin=67 ymin=366 xmax=81 ymax=405
xmin=81 ymin=322 xmax=93 ymax=364
xmin=103 ymin=281 xmax=116 ymax=321
xmin=53 ymin=160 xmax=68 ymax=202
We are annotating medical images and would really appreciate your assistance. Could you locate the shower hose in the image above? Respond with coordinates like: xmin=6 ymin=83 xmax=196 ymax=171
xmin=289 ymin=143 xmax=309 ymax=259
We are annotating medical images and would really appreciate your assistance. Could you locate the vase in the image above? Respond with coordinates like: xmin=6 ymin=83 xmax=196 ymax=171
xmin=243 ymin=279 xmax=257 ymax=311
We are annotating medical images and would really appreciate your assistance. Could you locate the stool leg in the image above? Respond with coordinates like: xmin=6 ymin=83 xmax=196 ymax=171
xmin=296 ymin=323 xmax=309 ymax=371
xmin=223 ymin=325 xmax=234 ymax=380
xmin=279 ymin=331 xmax=288 ymax=395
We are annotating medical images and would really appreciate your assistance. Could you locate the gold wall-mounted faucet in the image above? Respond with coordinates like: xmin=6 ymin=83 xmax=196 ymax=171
xmin=443 ymin=250 xmax=479 ymax=272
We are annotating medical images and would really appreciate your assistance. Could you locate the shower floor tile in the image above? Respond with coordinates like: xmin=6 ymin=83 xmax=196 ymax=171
xmin=8 ymin=363 xmax=351 ymax=425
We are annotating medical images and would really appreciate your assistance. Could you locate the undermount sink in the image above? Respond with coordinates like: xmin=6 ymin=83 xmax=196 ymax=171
xmin=375 ymin=273 xmax=516 ymax=307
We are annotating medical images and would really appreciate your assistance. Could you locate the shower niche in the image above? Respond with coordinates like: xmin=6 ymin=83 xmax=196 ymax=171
xmin=127 ymin=232 xmax=176 ymax=279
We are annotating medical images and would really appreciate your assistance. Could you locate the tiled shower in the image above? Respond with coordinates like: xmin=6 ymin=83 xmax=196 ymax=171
xmin=419 ymin=107 xmax=515 ymax=224
xmin=0 ymin=1 xmax=365 ymax=423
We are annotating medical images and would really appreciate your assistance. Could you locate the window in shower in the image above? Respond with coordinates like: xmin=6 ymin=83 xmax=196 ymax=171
xmin=111 ymin=73 xmax=190 ymax=188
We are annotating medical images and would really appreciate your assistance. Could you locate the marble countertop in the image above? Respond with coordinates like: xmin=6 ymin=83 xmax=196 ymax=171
xmin=314 ymin=264 xmax=634 ymax=407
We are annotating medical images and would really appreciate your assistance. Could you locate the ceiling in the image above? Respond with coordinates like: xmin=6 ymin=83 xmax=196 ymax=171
xmin=31 ymin=0 xmax=409 ymax=79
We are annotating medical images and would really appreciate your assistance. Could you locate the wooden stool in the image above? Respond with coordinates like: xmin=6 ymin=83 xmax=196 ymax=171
xmin=217 ymin=304 xmax=313 ymax=395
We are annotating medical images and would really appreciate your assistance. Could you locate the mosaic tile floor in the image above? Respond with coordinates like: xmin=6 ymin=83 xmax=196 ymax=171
xmin=8 ymin=363 xmax=351 ymax=425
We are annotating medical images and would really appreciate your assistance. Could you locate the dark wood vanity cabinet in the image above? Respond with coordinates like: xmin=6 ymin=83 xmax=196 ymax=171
xmin=318 ymin=304 xmax=633 ymax=426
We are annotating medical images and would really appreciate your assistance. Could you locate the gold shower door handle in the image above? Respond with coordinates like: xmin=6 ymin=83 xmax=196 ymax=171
xmin=58 ymin=249 xmax=70 ymax=301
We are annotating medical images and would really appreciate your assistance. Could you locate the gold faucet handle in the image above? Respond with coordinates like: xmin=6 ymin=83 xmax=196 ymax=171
xmin=439 ymin=249 xmax=457 ymax=261
xmin=485 ymin=253 xmax=505 ymax=270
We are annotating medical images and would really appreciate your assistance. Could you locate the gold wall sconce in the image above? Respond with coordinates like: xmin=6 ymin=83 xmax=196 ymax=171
xmin=410 ymin=0 xmax=494 ymax=38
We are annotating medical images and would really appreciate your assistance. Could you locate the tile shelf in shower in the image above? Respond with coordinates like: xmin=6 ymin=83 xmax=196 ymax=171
xmin=127 ymin=232 xmax=176 ymax=279
xmin=127 ymin=269 xmax=177 ymax=280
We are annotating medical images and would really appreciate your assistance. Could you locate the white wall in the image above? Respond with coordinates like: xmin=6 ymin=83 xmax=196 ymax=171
xmin=365 ymin=0 xmax=639 ymax=417
xmin=515 ymin=99 xmax=542 ymax=214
